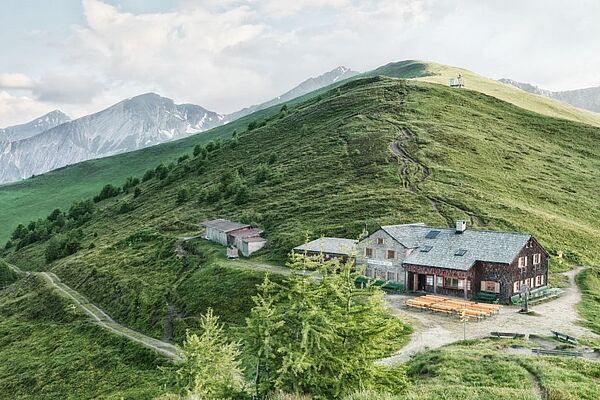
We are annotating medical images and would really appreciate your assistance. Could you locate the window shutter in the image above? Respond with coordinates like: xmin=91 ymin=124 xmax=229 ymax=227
xmin=495 ymin=282 xmax=500 ymax=293
xmin=481 ymin=281 xmax=486 ymax=291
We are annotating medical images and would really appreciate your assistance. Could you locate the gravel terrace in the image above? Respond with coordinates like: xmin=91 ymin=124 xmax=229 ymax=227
xmin=381 ymin=267 xmax=597 ymax=364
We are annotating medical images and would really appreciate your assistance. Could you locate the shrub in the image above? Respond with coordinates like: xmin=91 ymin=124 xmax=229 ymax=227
xmin=155 ymin=163 xmax=169 ymax=180
xmin=247 ymin=120 xmax=258 ymax=131
xmin=177 ymin=188 xmax=191 ymax=204
xmin=93 ymin=184 xmax=121 ymax=203
xmin=177 ymin=154 xmax=190 ymax=164
xmin=122 ymin=176 xmax=140 ymax=191
xmin=234 ymin=185 xmax=251 ymax=205
xmin=193 ymin=144 xmax=208 ymax=159
xmin=255 ymin=164 xmax=271 ymax=183
xmin=133 ymin=187 xmax=142 ymax=198
xmin=142 ymin=169 xmax=155 ymax=182
xmin=68 ymin=200 xmax=95 ymax=223
xmin=119 ymin=201 xmax=135 ymax=214
xmin=268 ymin=152 xmax=277 ymax=165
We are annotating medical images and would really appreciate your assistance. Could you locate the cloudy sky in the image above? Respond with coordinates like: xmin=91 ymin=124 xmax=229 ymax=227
xmin=1 ymin=0 xmax=599 ymax=126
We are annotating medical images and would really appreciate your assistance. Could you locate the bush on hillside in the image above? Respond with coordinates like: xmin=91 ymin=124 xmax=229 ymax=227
xmin=142 ymin=169 xmax=155 ymax=182
xmin=68 ymin=199 xmax=95 ymax=223
xmin=93 ymin=184 xmax=121 ymax=203
xmin=122 ymin=176 xmax=140 ymax=192
xmin=45 ymin=233 xmax=81 ymax=263
xmin=155 ymin=164 xmax=169 ymax=180
xmin=177 ymin=188 xmax=191 ymax=204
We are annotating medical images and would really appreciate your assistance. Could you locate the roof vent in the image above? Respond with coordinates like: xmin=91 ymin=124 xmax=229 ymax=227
xmin=420 ymin=245 xmax=433 ymax=252
xmin=455 ymin=249 xmax=467 ymax=256
xmin=455 ymin=220 xmax=467 ymax=234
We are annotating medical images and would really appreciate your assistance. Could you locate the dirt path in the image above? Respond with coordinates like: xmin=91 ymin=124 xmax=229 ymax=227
xmin=3 ymin=260 xmax=180 ymax=360
xmin=389 ymin=128 xmax=453 ymax=227
xmin=381 ymin=267 xmax=596 ymax=364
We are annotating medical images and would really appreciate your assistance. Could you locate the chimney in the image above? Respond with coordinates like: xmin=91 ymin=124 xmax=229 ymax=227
xmin=455 ymin=220 xmax=467 ymax=234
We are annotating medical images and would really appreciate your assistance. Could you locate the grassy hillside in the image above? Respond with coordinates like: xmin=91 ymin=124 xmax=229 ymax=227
xmin=2 ymin=73 xmax=600 ymax=397
xmin=3 ymin=60 xmax=600 ymax=245
xmin=4 ymin=75 xmax=600 ymax=339
xmin=418 ymin=62 xmax=600 ymax=127
xmin=0 ymin=272 xmax=169 ymax=399
xmin=353 ymin=339 xmax=600 ymax=400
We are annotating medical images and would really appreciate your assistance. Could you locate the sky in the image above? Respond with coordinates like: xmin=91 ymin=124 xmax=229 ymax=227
xmin=1 ymin=0 xmax=600 ymax=127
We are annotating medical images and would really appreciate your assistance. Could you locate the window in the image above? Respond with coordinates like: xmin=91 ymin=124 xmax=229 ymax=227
xmin=365 ymin=267 xmax=373 ymax=278
xmin=375 ymin=269 xmax=386 ymax=279
xmin=454 ymin=249 xmax=468 ymax=256
xmin=386 ymin=271 xmax=396 ymax=281
xmin=436 ymin=276 xmax=444 ymax=287
xmin=420 ymin=245 xmax=433 ymax=252
xmin=533 ymin=253 xmax=542 ymax=265
xmin=457 ymin=279 xmax=464 ymax=289
xmin=518 ymin=256 xmax=528 ymax=268
xmin=365 ymin=248 xmax=373 ymax=258
xmin=467 ymin=280 xmax=471 ymax=291
xmin=377 ymin=238 xmax=384 ymax=245
xmin=426 ymin=275 xmax=434 ymax=286
xmin=513 ymin=281 xmax=519 ymax=293
xmin=540 ymin=274 xmax=545 ymax=286
xmin=481 ymin=281 xmax=500 ymax=293
xmin=387 ymin=250 xmax=396 ymax=259
xmin=444 ymin=277 xmax=460 ymax=289
xmin=526 ymin=241 xmax=533 ymax=248
xmin=535 ymin=275 xmax=541 ymax=287
xmin=425 ymin=230 xmax=441 ymax=239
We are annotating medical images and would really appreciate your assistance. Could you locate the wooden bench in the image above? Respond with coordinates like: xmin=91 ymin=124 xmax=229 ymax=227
xmin=490 ymin=331 xmax=525 ymax=339
xmin=474 ymin=291 xmax=499 ymax=304
xmin=552 ymin=331 xmax=578 ymax=345
xmin=532 ymin=348 xmax=582 ymax=357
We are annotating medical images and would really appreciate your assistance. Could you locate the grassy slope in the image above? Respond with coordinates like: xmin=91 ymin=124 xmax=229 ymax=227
xmin=3 ymin=60 xmax=599 ymax=245
xmin=351 ymin=339 xmax=600 ymax=400
xmin=5 ymin=76 xmax=600 ymax=340
xmin=405 ymin=60 xmax=600 ymax=127
xmin=0 ymin=273 xmax=169 ymax=399
xmin=1 ymin=75 xmax=600 ymax=398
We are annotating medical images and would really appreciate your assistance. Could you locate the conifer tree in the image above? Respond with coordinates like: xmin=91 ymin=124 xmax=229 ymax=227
xmin=175 ymin=308 xmax=243 ymax=399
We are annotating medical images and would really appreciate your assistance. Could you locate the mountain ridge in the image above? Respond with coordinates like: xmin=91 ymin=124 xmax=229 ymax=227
xmin=0 ymin=110 xmax=71 ymax=142
xmin=499 ymin=78 xmax=600 ymax=113
xmin=225 ymin=65 xmax=359 ymax=121
xmin=0 ymin=93 xmax=223 ymax=184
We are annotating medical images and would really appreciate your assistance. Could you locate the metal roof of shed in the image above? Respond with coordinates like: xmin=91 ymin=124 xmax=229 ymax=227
xmin=201 ymin=219 xmax=250 ymax=233
xmin=294 ymin=237 xmax=358 ymax=256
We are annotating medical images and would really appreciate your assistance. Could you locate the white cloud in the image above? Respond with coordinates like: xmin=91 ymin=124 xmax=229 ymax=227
xmin=2 ymin=0 xmax=600 ymax=127
xmin=0 ymin=91 xmax=53 ymax=127
xmin=0 ymin=73 xmax=35 ymax=90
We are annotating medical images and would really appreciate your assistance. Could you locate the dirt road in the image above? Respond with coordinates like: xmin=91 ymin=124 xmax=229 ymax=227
xmin=3 ymin=260 xmax=180 ymax=360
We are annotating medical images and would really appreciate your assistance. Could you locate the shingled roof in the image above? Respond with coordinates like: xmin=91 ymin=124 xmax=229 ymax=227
xmin=294 ymin=237 xmax=358 ymax=256
xmin=380 ymin=224 xmax=531 ymax=271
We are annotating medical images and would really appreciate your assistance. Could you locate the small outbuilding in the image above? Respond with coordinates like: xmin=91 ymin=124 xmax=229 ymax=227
xmin=201 ymin=219 xmax=266 ymax=257
xmin=293 ymin=237 xmax=358 ymax=262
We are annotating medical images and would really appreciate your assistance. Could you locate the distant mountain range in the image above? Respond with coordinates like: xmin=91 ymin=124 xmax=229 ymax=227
xmin=499 ymin=78 xmax=600 ymax=113
xmin=0 ymin=66 xmax=359 ymax=184
xmin=225 ymin=66 xmax=359 ymax=121
xmin=0 ymin=93 xmax=223 ymax=184
xmin=0 ymin=110 xmax=71 ymax=142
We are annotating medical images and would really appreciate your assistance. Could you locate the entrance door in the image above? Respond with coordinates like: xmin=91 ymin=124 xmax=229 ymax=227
xmin=417 ymin=274 xmax=427 ymax=291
